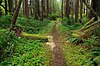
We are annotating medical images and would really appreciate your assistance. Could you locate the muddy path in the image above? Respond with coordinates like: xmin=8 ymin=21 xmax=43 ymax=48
xmin=47 ymin=22 xmax=67 ymax=66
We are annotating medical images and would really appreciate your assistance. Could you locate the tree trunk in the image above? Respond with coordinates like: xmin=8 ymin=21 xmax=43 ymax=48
xmin=71 ymin=0 xmax=74 ymax=24
xmin=24 ymin=0 xmax=29 ymax=18
xmin=65 ymin=0 xmax=70 ymax=25
xmin=80 ymin=0 xmax=83 ymax=19
xmin=86 ymin=0 xmax=90 ymax=18
xmin=61 ymin=0 xmax=64 ymax=19
xmin=8 ymin=0 xmax=14 ymax=15
xmin=92 ymin=0 xmax=100 ymax=16
xmin=90 ymin=0 xmax=100 ymax=20
xmin=65 ymin=0 xmax=70 ymax=18
xmin=35 ymin=0 xmax=40 ymax=19
xmin=30 ymin=0 xmax=33 ymax=16
xmin=12 ymin=0 xmax=23 ymax=26
xmin=15 ymin=0 xmax=18 ymax=9
xmin=4 ymin=0 xmax=7 ymax=15
xmin=31 ymin=0 xmax=34 ymax=16
xmin=23 ymin=0 xmax=25 ymax=15
xmin=49 ymin=0 xmax=52 ymax=13
xmin=47 ymin=0 xmax=49 ymax=16
xmin=41 ymin=0 xmax=44 ymax=20
xmin=75 ymin=0 xmax=79 ymax=22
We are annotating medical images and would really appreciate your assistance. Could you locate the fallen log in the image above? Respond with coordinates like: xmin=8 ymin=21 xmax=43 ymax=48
xmin=81 ymin=20 xmax=100 ymax=32
xmin=71 ymin=30 xmax=90 ymax=39
xmin=21 ymin=32 xmax=48 ymax=41
xmin=71 ymin=20 xmax=100 ymax=39
xmin=78 ymin=17 xmax=95 ymax=31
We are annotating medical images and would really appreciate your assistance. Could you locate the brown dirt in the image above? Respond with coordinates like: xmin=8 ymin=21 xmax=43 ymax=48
xmin=50 ymin=22 xmax=67 ymax=66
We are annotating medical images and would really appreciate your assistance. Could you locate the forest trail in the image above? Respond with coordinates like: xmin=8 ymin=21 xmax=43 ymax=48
xmin=47 ymin=22 xmax=67 ymax=66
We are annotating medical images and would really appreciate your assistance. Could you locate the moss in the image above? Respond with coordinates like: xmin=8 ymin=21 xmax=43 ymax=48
xmin=0 ymin=6 xmax=5 ymax=15
xmin=21 ymin=32 xmax=48 ymax=41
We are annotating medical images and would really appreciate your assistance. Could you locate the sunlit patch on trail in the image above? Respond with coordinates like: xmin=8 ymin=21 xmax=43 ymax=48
xmin=46 ymin=36 xmax=56 ymax=51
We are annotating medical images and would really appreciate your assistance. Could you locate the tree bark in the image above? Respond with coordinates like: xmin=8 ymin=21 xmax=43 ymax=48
xmin=65 ymin=0 xmax=70 ymax=19
xmin=49 ymin=0 xmax=52 ymax=13
xmin=61 ymin=0 xmax=64 ymax=19
xmin=15 ymin=0 xmax=18 ymax=9
xmin=8 ymin=0 xmax=14 ymax=15
xmin=30 ymin=0 xmax=33 ymax=16
xmin=47 ymin=0 xmax=49 ymax=16
xmin=35 ymin=0 xmax=40 ymax=19
xmin=91 ymin=0 xmax=100 ymax=17
xmin=65 ymin=0 xmax=70 ymax=25
xmin=80 ymin=0 xmax=83 ymax=19
xmin=86 ymin=0 xmax=90 ymax=18
xmin=24 ymin=0 xmax=29 ymax=18
xmin=71 ymin=0 xmax=74 ymax=24
xmin=75 ymin=0 xmax=79 ymax=22
xmin=41 ymin=0 xmax=44 ymax=20
xmin=4 ymin=0 xmax=7 ymax=15
xmin=12 ymin=0 xmax=23 ymax=26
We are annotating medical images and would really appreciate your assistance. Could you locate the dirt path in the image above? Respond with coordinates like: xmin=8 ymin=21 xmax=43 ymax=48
xmin=47 ymin=22 xmax=67 ymax=66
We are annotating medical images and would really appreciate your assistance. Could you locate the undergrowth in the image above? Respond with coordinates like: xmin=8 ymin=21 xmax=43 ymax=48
xmin=17 ymin=17 xmax=50 ymax=34
xmin=0 ymin=16 xmax=52 ymax=66
xmin=58 ymin=21 xmax=100 ymax=66
xmin=0 ymin=29 xmax=51 ymax=66
xmin=0 ymin=15 xmax=11 ymax=29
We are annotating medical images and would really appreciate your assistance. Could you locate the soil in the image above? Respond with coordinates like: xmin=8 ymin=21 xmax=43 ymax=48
xmin=49 ymin=22 xmax=67 ymax=66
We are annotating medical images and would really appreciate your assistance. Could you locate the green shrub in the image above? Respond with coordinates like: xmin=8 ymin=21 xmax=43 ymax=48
xmin=0 ymin=37 xmax=50 ymax=66
xmin=90 ymin=28 xmax=100 ymax=38
xmin=0 ymin=30 xmax=18 ymax=61
xmin=0 ymin=15 xmax=12 ymax=28
xmin=83 ymin=35 xmax=100 ymax=57
xmin=48 ymin=13 xmax=57 ymax=20
xmin=61 ymin=17 xmax=74 ymax=26
xmin=17 ymin=17 xmax=50 ymax=34
xmin=61 ymin=17 xmax=69 ymax=26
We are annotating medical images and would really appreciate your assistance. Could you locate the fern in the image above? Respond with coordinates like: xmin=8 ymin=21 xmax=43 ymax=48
xmin=92 ymin=47 xmax=100 ymax=56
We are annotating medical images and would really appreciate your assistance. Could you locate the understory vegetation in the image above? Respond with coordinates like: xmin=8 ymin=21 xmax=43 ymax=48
xmin=0 ymin=16 xmax=51 ymax=66
xmin=0 ymin=14 xmax=100 ymax=66
xmin=57 ymin=17 xmax=100 ymax=66
xmin=0 ymin=0 xmax=100 ymax=66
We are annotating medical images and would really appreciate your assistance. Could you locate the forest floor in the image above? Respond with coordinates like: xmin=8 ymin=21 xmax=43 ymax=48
xmin=0 ymin=17 xmax=95 ymax=66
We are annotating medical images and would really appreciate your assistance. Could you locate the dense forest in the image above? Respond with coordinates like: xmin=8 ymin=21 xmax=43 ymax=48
xmin=0 ymin=0 xmax=100 ymax=66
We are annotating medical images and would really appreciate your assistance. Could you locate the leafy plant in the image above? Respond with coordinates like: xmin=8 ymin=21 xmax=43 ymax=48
xmin=17 ymin=17 xmax=50 ymax=34
xmin=0 ymin=15 xmax=12 ymax=28
xmin=0 ymin=30 xmax=18 ymax=61
xmin=61 ymin=17 xmax=69 ymax=26
xmin=48 ymin=13 xmax=57 ymax=20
